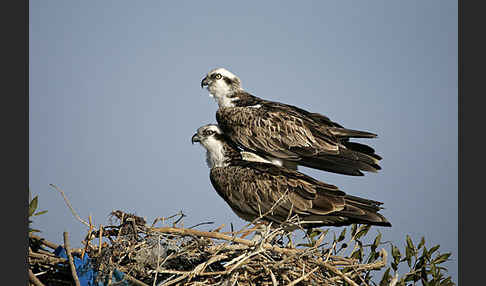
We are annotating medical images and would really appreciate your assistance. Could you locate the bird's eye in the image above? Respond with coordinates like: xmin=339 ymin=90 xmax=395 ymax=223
xmin=215 ymin=73 xmax=222 ymax=80
xmin=204 ymin=130 xmax=215 ymax=136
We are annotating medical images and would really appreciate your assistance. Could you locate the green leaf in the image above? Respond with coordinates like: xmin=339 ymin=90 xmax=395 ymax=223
xmin=307 ymin=228 xmax=326 ymax=237
xmin=354 ymin=225 xmax=371 ymax=240
xmin=433 ymin=253 xmax=451 ymax=264
xmin=372 ymin=232 xmax=382 ymax=252
xmin=406 ymin=234 xmax=415 ymax=255
xmin=440 ymin=277 xmax=453 ymax=286
xmin=431 ymin=263 xmax=438 ymax=280
xmin=336 ymin=242 xmax=348 ymax=253
xmin=350 ymin=247 xmax=363 ymax=261
xmin=418 ymin=236 xmax=426 ymax=249
xmin=437 ymin=266 xmax=449 ymax=272
xmin=33 ymin=210 xmax=48 ymax=216
xmin=379 ymin=268 xmax=391 ymax=286
xmin=429 ymin=245 xmax=440 ymax=255
xmin=404 ymin=273 xmax=417 ymax=282
xmin=308 ymin=231 xmax=319 ymax=240
xmin=29 ymin=196 xmax=38 ymax=217
xmin=320 ymin=229 xmax=329 ymax=238
xmin=337 ymin=228 xmax=346 ymax=242
xmin=367 ymin=251 xmax=377 ymax=263
xmin=420 ymin=266 xmax=429 ymax=283
xmin=422 ymin=247 xmax=431 ymax=262
xmin=29 ymin=228 xmax=41 ymax=233
xmin=350 ymin=224 xmax=358 ymax=238
xmin=391 ymin=244 xmax=401 ymax=264
xmin=405 ymin=244 xmax=413 ymax=267
xmin=414 ymin=256 xmax=425 ymax=270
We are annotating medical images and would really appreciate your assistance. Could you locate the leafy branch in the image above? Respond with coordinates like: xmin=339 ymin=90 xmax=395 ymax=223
xmin=28 ymin=190 xmax=48 ymax=233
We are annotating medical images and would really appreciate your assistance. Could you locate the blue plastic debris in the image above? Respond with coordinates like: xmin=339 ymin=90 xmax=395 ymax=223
xmin=54 ymin=246 xmax=130 ymax=286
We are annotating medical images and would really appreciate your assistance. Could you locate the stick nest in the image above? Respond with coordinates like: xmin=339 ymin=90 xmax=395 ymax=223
xmin=29 ymin=210 xmax=388 ymax=286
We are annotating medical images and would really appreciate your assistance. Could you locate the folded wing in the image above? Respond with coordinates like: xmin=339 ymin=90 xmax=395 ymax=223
xmin=209 ymin=161 xmax=391 ymax=227
xmin=217 ymin=96 xmax=381 ymax=176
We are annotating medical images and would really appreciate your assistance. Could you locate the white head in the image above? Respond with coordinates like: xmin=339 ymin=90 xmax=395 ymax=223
xmin=191 ymin=124 xmax=230 ymax=168
xmin=200 ymin=68 xmax=243 ymax=108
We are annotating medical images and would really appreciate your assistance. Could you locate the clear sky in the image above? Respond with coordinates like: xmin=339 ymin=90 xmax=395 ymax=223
xmin=30 ymin=0 xmax=458 ymax=282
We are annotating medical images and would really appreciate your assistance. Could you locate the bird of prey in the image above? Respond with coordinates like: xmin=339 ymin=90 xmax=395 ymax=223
xmin=191 ymin=124 xmax=391 ymax=228
xmin=200 ymin=68 xmax=382 ymax=176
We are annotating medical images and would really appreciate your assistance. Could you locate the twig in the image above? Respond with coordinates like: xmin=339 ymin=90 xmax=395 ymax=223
xmin=82 ymin=216 xmax=93 ymax=259
xmin=239 ymin=224 xmax=262 ymax=239
xmin=389 ymin=273 xmax=399 ymax=286
xmin=99 ymin=224 xmax=103 ymax=256
xmin=151 ymin=211 xmax=184 ymax=227
xmin=50 ymin=184 xmax=90 ymax=227
xmin=325 ymin=241 xmax=337 ymax=262
xmin=318 ymin=261 xmax=359 ymax=286
xmin=155 ymin=253 xmax=229 ymax=285
xmin=286 ymin=266 xmax=319 ymax=286
xmin=271 ymin=246 xmax=319 ymax=269
xmin=36 ymin=249 xmax=59 ymax=256
xmin=149 ymin=226 xmax=301 ymax=255
xmin=29 ymin=252 xmax=67 ymax=265
xmin=28 ymin=269 xmax=46 ymax=286
xmin=226 ymin=250 xmax=264 ymax=273
xmin=158 ymin=273 xmax=189 ymax=286
xmin=63 ymin=232 xmax=81 ymax=286
xmin=157 ymin=274 xmax=176 ymax=286
xmin=29 ymin=234 xmax=83 ymax=255
xmin=356 ymin=271 xmax=371 ymax=286
xmin=270 ymin=269 xmax=278 ymax=286
xmin=197 ymin=254 xmax=228 ymax=275
xmin=152 ymin=235 xmax=161 ymax=286
xmin=173 ymin=211 xmax=186 ymax=226
xmin=29 ymin=234 xmax=59 ymax=250
xmin=123 ymin=274 xmax=150 ymax=286
xmin=212 ymin=223 xmax=226 ymax=232
xmin=107 ymin=268 xmax=114 ymax=286
xmin=156 ymin=269 xmax=227 ymax=277
xmin=188 ymin=221 xmax=214 ymax=229
xmin=342 ymin=249 xmax=388 ymax=271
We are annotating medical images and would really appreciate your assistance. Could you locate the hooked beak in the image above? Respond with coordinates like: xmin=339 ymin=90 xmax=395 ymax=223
xmin=201 ymin=76 xmax=209 ymax=88
xmin=191 ymin=133 xmax=200 ymax=144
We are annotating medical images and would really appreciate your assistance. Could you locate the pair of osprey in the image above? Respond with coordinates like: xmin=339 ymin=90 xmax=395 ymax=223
xmin=192 ymin=68 xmax=391 ymax=230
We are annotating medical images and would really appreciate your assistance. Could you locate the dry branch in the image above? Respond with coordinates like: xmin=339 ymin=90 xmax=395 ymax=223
xmin=63 ymin=232 xmax=81 ymax=286
xmin=29 ymin=269 xmax=46 ymax=286
xmin=49 ymin=184 xmax=89 ymax=227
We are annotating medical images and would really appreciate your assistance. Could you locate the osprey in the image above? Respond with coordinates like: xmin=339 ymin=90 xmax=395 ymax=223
xmin=191 ymin=124 xmax=391 ymax=228
xmin=201 ymin=68 xmax=382 ymax=176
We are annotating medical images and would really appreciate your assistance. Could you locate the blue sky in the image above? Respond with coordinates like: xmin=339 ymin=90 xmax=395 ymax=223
xmin=30 ymin=0 xmax=457 ymax=282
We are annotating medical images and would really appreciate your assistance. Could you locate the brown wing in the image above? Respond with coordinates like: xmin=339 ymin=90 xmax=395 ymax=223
xmin=216 ymin=104 xmax=381 ymax=176
xmin=216 ymin=106 xmax=340 ymax=158
xmin=209 ymin=161 xmax=391 ymax=228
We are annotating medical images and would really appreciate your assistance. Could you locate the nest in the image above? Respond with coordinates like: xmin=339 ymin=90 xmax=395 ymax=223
xmin=28 ymin=209 xmax=389 ymax=286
